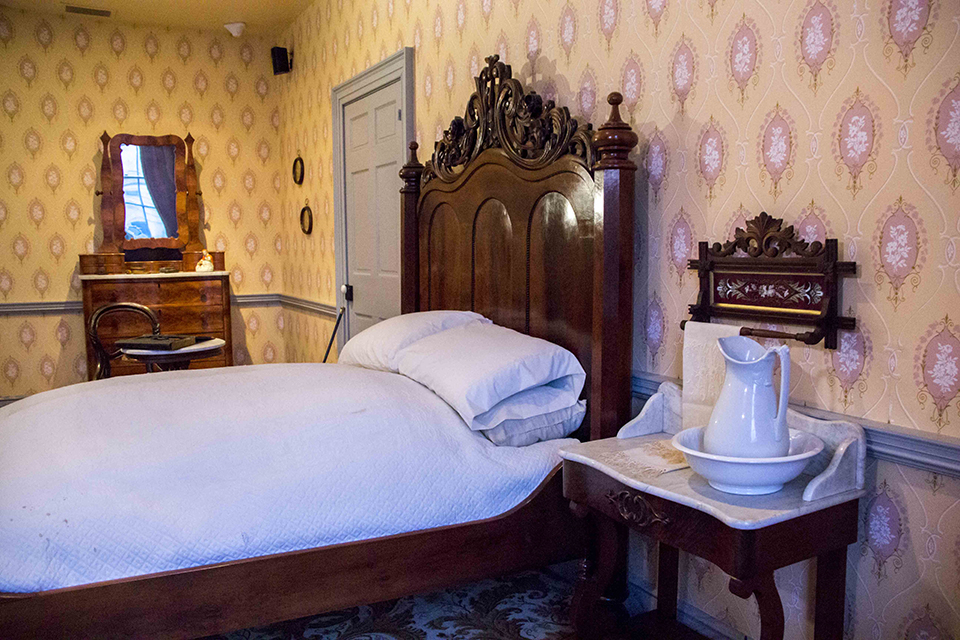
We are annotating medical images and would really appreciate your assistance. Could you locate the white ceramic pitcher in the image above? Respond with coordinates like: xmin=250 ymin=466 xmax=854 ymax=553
xmin=702 ymin=336 xmax=791 ymax=458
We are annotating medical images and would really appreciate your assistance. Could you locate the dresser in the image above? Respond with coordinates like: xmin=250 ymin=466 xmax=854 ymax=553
xmin=80 ymin=270 xmax=233 ymax=380
xmin=79 ymin=129 xmax=234 ymax=379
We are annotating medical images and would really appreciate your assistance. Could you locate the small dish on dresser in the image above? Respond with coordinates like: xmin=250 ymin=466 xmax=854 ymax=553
xmin=672 ymin=427 xmax=824 ymax=495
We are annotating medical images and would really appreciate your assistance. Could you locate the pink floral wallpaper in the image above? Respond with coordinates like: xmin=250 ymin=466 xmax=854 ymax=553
xmin=276 ymin=0 xmax=960 ymax=439
xmin=275 ymin=0 xmax=960 ymax=636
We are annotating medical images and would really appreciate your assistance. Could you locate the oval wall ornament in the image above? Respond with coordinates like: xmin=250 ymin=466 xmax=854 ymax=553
xmin=300 ymin=201 xmax=313 ymax=235
xmin=292 ymin=154 xmax=305 ymax=185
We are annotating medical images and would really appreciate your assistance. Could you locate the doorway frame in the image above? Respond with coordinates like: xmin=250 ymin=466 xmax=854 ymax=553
xmin=332 ymin=47 xmax=416 ymax=350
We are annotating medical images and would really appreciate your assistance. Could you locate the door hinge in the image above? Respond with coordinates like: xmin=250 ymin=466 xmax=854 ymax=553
xmin=398 ymin=108 xmax=402 ymax=120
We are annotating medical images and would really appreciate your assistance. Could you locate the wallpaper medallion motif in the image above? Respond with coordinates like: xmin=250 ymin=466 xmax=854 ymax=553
xmin=757 ymin=105 xmax=796 ymax=200
xmin=881 ymin=0 xmax=938 ymax=76
xmin=727 ymin=14 xmax=760 ymax=105
xmin=873 ymin=197 xmax=927 ymax=310
xmin=644 ymin=128 xmax=668 ymax=201
xmin=929 ymin=73 xmax=960 ymax=191
xmin=670 ymin=35 xmax=698 ymax=115
xmin=834 ymin=92 xmax=881 ymax=198
xmin=644 ymin=293 xmax=666 ymax=366
xmin=860 ymin=479 xmax=908 ymax=580
xmin=642 ymin=0 xmax=667 ymax=37
xmin=667 ymin=208 xmax=693 ymax=286
xmin=697 ymin=116 xmax=726 ymax=202
xmin=796 ymin=0 xmax=838 ymax=94
xmin=915 ymin=316 xmax=960 ymax=432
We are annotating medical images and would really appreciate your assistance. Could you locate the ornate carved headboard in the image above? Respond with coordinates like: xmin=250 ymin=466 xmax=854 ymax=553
xmin=399 ymin=55 xmax=638 ymax=440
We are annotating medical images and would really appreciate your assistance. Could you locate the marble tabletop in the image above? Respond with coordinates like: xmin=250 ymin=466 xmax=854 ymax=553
xmin=560 ymin=434 xmax=864 ymax=531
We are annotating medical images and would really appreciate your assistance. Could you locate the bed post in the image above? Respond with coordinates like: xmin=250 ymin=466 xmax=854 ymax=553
xmin=399 ymin=141 xmax=424 ymax=313
xmin=590 ymin=93 xmax=638 ymax=441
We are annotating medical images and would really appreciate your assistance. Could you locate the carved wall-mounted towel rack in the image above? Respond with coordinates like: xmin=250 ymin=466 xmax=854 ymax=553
xmin=683 ymin=212 xmax=857 ymax=349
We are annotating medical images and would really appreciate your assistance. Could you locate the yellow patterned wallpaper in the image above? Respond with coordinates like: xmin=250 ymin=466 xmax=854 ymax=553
xmin=0 ymin=8 xmax=286 ymax=392
xmin=275 ymin=0 xmax=960 ymax=637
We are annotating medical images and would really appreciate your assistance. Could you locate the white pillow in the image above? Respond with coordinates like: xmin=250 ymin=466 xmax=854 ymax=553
xmin=480 ymin=389 xmax=586 ymax=446
xmin=339 ymin=310 xmax=490 ymax=372
xmin=396 ymin=322 xmax=585 ymax=431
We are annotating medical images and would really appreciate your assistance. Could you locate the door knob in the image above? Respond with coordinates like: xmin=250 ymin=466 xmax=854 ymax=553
xmin=341 ymin=284 xmax=354 ymax=301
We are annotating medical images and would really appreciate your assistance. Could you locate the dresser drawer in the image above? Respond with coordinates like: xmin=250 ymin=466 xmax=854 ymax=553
xmin=87 ymin=279 xmax=224 ymax=308
xmin=93 ymin=305 xmax=225 ymax=337
xmin=81 ymin=271 xmax=234 ymax=380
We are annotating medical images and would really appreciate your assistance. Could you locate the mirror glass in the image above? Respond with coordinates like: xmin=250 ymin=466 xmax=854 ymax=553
xmin=121 ymin=143 xmax=178 ymax=239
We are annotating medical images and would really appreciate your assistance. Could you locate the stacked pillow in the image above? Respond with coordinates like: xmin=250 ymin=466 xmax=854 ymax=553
xmin=338 ymin=311 xmax=586 ymax=446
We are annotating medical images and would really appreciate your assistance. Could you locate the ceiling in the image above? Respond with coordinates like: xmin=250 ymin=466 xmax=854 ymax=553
xmin=1 ymin=0 xmax=314 ymax=35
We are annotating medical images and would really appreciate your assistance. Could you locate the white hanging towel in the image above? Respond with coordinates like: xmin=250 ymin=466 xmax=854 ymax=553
xmin=681 ymin=321 xmax=742 ymax=430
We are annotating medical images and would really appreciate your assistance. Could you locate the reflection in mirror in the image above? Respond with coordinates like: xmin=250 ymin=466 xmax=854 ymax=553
xmin=121 ymin=144 xmax=178 ymax=240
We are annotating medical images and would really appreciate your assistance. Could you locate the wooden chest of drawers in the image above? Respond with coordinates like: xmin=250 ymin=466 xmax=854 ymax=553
xmin=81 ymin=271 xmax=233 ymax=379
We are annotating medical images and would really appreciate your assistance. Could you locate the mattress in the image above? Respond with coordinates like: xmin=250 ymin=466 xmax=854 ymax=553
xmin=0 ymin=364 xmax=573 ymax=592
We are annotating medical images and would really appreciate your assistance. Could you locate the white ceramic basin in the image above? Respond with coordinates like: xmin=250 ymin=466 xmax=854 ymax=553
xmin=671 ymin=427 xmax=824 ymax=495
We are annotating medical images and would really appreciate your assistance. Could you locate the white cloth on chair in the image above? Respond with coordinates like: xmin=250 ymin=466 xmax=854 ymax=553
xmin=681 ymin=321 xmax=741 ymax=429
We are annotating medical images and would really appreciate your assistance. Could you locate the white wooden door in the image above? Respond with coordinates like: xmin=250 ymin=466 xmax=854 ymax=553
xmin=342 ymin=80 xmax=403 ymax=337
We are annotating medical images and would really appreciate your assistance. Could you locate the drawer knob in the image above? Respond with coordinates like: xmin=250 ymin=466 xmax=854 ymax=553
xmin=605 ymin=490 xmax=670 ymax=528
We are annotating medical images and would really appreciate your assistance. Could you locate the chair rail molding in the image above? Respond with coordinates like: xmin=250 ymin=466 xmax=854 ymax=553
xmin=0 ymin=295 xmax=337 ymax=319
xmin=277 ymin=294 xmax=338 ymax=318
xmin=0 ymin=300 xmax=84 ymax=315
xmin=632 ymin=371 xmax=960 ymax=479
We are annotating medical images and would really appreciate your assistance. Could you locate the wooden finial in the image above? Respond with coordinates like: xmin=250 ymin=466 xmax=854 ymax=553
xmin=605 ymin=92 xmax=624 ymax=123
xmin=399 ymin=141 xmax=424 ymax=194
xmin=594 ymin=92 xmax=638 ymax=170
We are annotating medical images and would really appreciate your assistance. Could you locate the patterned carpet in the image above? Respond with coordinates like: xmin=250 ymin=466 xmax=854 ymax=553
xmin=207 ymin=570 xmax=576 ymax=640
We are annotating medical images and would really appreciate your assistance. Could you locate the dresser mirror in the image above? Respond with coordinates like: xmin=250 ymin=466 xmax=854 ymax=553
xmin=95 ymin=131 xmax=203 ymax=254
xmin=119 ymin=142 xmax=178 ymax=240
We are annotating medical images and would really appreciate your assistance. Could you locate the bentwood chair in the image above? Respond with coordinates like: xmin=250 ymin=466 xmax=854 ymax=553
xmin=87 ymin=302 xmax=161 ymax=379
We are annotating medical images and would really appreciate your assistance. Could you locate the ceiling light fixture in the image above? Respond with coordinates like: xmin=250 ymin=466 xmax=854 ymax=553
xmin=224 ymin=22 xmax=246 ymax=38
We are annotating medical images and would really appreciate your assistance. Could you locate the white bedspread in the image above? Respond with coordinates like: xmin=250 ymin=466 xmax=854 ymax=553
xmin=0 ymin=364 xmax=573 ymax=592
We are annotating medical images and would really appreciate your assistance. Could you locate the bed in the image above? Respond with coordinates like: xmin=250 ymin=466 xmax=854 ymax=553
xmin=0 ymin=54 xmax=638 ymax=639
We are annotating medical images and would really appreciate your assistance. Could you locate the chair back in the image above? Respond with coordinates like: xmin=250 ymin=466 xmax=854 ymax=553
xmin=88 ymin=302 xmax=161 ymax=379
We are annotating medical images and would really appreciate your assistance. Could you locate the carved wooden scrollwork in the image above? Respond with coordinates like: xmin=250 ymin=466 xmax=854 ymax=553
xmin=605 ymin=490 xmax=671 ymax=528
xmin=686 ymin=211 xmax=857 ymax=349
xmin=709 ymin=211 xmax=823 ymax=259
xmin=423 ymin=55 xmax=595 ymax=184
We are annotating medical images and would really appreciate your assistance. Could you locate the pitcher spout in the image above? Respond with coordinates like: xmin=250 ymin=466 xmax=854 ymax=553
xmin=716 ymin=335 xmax=768 ymax=364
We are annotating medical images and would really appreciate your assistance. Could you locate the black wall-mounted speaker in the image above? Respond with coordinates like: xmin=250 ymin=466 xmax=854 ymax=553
xmin=271 ymin=47 xmax=292 ymax=75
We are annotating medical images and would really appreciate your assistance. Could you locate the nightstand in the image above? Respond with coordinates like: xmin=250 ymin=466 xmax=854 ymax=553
xmin=561 ymin=434 xmax=863 ymax=640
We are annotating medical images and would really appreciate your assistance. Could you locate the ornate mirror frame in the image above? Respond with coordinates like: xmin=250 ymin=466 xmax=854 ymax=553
xmin=97 ymin=131 xmax=203 ymax=253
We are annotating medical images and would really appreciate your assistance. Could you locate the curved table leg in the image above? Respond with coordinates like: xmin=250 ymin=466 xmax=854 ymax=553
xmin=729 ymin=573 xmax=784 ymax=640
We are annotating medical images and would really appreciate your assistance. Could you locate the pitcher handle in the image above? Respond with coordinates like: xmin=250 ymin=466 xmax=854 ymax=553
xmin=774 ymin=345 xmax=791 ymax=441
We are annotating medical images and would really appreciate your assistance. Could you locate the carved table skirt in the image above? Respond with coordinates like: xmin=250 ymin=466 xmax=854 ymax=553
xmin=562 ymin=460 xmax=859 ymax=640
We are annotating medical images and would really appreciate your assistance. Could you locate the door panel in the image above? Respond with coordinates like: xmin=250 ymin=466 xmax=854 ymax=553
xmin=343 ymin=80 xmax=403 ymax=336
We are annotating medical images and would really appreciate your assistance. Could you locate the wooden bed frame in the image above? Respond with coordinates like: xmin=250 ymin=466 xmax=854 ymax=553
xmin=0 ymin=54 xmax=637 ymax=639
